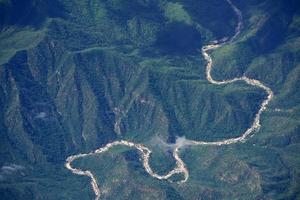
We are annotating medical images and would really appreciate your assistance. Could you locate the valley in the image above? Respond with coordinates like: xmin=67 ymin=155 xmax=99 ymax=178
xmin=65 ymin=1 xmax=274 ymax=199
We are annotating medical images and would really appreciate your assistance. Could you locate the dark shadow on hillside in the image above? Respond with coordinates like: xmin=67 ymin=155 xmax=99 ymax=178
xmin=103 ymin=0 xmax=164 ymax=22
xmin=0 ymin=0 xmax=65 ymax=30
xmin=154 ymin=22 xmax=202 ymax=55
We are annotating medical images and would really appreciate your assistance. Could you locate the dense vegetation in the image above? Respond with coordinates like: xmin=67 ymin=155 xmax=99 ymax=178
xmin=0 ymin=0 xmax=299 ymax=199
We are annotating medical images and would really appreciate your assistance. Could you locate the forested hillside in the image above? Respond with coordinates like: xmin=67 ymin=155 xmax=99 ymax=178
xmin=0 ymin=0 xmax=299 ymax=199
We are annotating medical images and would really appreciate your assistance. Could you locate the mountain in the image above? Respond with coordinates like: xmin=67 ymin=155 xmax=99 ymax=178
xmin=0 ymin=0 xmax=300 ymax=199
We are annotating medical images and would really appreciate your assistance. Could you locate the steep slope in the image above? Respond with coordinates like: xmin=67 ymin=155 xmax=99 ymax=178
xmin=0 ymin=0 xmax=299 ymax=199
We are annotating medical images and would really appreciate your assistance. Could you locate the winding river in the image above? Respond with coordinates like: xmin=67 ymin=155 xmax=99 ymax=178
xmin=65 ymin=0 xmax=274 ymax=199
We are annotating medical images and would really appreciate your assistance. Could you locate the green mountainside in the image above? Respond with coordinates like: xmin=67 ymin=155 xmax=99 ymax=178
xmin=0 ymin=0 xmax=299 ymax=199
